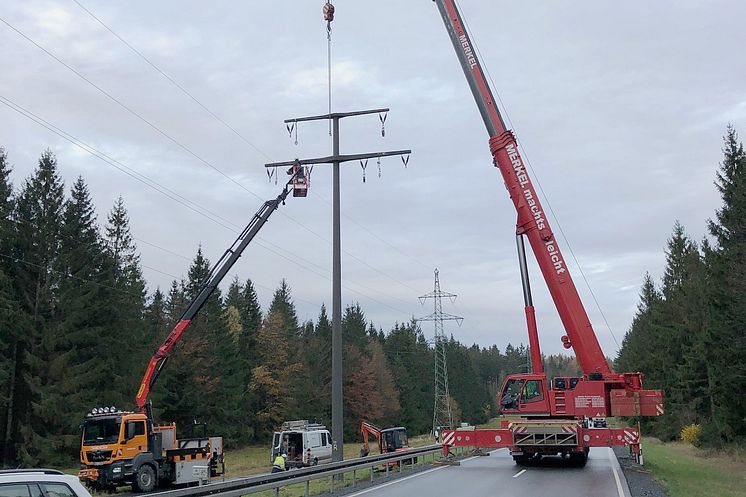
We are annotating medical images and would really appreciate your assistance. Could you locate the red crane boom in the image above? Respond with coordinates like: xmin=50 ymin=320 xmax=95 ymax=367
xmin=433 ymin=0 xmax=663 ymax=465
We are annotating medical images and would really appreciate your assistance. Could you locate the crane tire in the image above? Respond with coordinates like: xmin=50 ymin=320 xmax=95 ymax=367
xmin=133 ymin=464 xmax=156 ymax=493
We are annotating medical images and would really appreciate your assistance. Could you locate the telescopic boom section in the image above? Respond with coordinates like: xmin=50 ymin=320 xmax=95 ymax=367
xmin=135 ymin=182 xmax=294 ymax=410
xmin=433 ymin=0 xmax=610 ymax=375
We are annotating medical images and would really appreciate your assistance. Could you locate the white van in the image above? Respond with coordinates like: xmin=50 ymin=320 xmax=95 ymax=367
xmin=271 ymin=420 xmax=333 ymax=468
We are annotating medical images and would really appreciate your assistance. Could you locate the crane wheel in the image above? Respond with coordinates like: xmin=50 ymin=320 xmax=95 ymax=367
xmin=133 ymin=465 xmax=156 ymax=493
xmin=569 ymin=451 xmax=588 ymax=468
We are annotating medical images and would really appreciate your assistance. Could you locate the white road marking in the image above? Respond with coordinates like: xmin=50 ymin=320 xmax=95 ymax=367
xmin=607 ymin=447 xmax=629 ymax=497
xmin=512 ymin=469 xmax=527 ymax=478
xmin=345 ymin=451 xmax=497 ymax=497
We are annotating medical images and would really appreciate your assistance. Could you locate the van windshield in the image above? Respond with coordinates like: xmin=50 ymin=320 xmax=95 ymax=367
xmin=83 ymin=418 xmax=121 ymax=445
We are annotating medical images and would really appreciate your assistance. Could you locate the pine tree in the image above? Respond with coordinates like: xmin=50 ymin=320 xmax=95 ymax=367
xmin=705 ymin=125 xmax=746 ymax=443
xmin=103 ymin=197 xmax=147 ymax=397
xmin=52 ymin=177 xmax=118 ymax=457
xmin=268 ymin=279 xmax=300 ymax=337
xmin=616 ymin=273 xmax=662 ymax=376
xmin=342 ymin=303 xmax=368 ymax=352
xmin=11 ymin=150 xmax=65 ymax=464
xmin=0 ymin=147 xmax=19 ymax=465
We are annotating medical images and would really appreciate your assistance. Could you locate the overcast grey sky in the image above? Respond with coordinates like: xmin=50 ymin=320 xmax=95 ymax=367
xmin=2 ymin=0 xmax=744 ymax=357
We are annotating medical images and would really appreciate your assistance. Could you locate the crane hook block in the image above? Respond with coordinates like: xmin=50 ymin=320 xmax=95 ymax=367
xmin=561 ymin=335 xmax=572 ymax=349
xmin=323 ymin=2 xmax=335 ymax=22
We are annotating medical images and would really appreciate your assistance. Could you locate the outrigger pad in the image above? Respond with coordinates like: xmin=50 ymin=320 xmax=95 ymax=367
xmin=468 ymin=448 xmax=490 ymax=457
xmin=433 ymin=456 xmax=461 ymax=466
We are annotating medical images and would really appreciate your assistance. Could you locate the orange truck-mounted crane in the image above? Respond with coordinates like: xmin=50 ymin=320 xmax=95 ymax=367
xmin=78 ymin=168 xmax=309 ymax=491
xmin=433 ymin=1 xmax=663 ymax=466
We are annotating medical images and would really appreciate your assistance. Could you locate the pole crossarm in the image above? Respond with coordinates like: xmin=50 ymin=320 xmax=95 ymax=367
xmin=417 ymin=312 xmax=463 ymax=325
xmin=284 ymin=108 xmax=390 ymax=123
xmin=265 ymin=150 xmax=412 ymax=169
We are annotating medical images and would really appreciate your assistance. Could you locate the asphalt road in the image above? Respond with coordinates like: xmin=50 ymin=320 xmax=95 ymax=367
xmin=339 ymin=448 xmax=632 ymax=497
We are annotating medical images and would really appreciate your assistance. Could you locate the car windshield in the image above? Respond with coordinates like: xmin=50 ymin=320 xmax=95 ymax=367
xmin=83 ymin=418 xmax=121 ymax=445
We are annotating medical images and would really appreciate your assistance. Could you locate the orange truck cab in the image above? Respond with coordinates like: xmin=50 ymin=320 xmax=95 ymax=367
xmin=78 ymin=407 xmax=223 ymax=492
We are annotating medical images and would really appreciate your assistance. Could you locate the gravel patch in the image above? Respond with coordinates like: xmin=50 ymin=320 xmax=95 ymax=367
xmin=613 ymin=446 xmax=669 ymax=497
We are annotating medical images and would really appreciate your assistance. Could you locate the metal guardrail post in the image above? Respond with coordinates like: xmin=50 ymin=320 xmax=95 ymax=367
xmin=352 ymin=469 xmax=356 ymax=487
xmin=305 ymin=480 xmax=309 ymax=497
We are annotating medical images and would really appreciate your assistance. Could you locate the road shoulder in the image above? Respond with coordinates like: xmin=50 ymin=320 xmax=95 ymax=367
xmin=612 ymin=445 xmax=669 ymax=497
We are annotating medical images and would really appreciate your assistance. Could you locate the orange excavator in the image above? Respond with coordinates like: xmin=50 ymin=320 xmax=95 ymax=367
xmin=359 ymin=421 xmax=410 ymax=458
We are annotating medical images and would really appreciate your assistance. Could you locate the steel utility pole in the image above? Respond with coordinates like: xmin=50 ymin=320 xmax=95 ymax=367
xmin=266 ymin=108 xmax=411 ymax=462
xmin=417 ymin=269 xmax=462 ymax=436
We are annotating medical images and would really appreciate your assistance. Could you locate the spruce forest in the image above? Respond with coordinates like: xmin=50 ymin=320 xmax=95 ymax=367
xmin=0 ymin=147 xmax=579 ymax=467
xmin=1 ymin=125 xmax=744 ymax=468
xmin=616 ymin=126 xmax=746 ymax=447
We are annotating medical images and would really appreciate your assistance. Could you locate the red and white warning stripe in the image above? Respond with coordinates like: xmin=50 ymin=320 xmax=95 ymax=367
xmin=623 ymin=429 xmax=639 ymax=445
xmin=561 ymin=425 xmax=578 ymax=434
xmin=442 ymin=431 xmax=456 ymax=446
xmin=656 ymin=404 xmax=664 ymax=416
xmin=512 ymin=426 xmax=528 ymax=434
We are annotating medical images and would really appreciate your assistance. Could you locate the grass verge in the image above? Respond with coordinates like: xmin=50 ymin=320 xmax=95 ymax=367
xmin=643 ymin=438 xmax=746 ymax=497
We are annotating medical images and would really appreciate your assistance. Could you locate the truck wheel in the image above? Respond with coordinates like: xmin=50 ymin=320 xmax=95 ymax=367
xmin=569 ymin=451 xmax=587 ymax=467
xmin=133 ymin=465 xmax=156 ymax=493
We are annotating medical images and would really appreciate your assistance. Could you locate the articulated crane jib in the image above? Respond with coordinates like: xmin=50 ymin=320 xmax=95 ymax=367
xmin=78 ymin=165 xmax=310 ymax=491
xmin=433 ymin=1 xmax=664 ymax=466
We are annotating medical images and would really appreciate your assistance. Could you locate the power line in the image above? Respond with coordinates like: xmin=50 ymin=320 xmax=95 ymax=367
xmin=0 ymin=15 xmax=267 ymax=203
xmin=0 ymin=14 xmax=424 ymax=316
xmin=63 ymin=2 xmax=433 ymax=296
xmin=0 ymin=251 xmax=145 ymax=300
xmin=0 ymin=96 xmax=240 ymax=232
xmin=69 ymin=0 xmax=272 ymax=162
xmin=0 ymin=96 xmax=334 ymax=280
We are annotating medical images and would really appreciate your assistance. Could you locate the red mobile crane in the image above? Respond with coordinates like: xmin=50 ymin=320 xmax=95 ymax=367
xmin=432 ymin=1 xmax=663 ymax=466
xmin=79 ymin=166 xmax=309 ymax=491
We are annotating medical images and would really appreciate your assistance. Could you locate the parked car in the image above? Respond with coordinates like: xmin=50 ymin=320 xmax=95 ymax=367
xmin=271 ymin=420 xmax=333 ymax=469
xmin=0 ymin=469 xmax=93 ymax=497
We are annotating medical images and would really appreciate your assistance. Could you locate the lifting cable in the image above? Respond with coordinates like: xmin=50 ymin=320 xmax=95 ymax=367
xmin=323 ymin=1 xmax=335 ymax=136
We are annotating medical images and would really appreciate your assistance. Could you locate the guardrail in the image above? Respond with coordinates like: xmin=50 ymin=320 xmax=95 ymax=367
xmin=147 ymin=444 xmax=467 ymax=497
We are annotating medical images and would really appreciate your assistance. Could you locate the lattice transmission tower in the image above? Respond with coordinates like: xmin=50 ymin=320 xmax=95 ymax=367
xmin=417 ymin=269 xmax=463 ymax=436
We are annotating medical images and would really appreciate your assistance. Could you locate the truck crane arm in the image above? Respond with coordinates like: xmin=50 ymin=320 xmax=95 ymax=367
xmin=135 ymin=175 xmax=297 ymax=411
xmin=433 ymin=0 xmax=609 ymax=375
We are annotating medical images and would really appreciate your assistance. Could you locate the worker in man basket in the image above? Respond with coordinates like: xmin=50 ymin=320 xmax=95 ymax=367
xmin=272 ymin=453 xmax=287 ymax=473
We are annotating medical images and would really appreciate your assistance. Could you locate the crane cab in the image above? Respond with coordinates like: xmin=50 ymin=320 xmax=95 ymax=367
xmin=290 ymin=162 xmax=310 ymax=197
xmin=499 ymin=374 xmax=551 ymax=416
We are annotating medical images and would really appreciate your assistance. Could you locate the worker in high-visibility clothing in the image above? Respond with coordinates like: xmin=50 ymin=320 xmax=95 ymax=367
xmin=272 ymin=453 xmax=287 ymax=473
